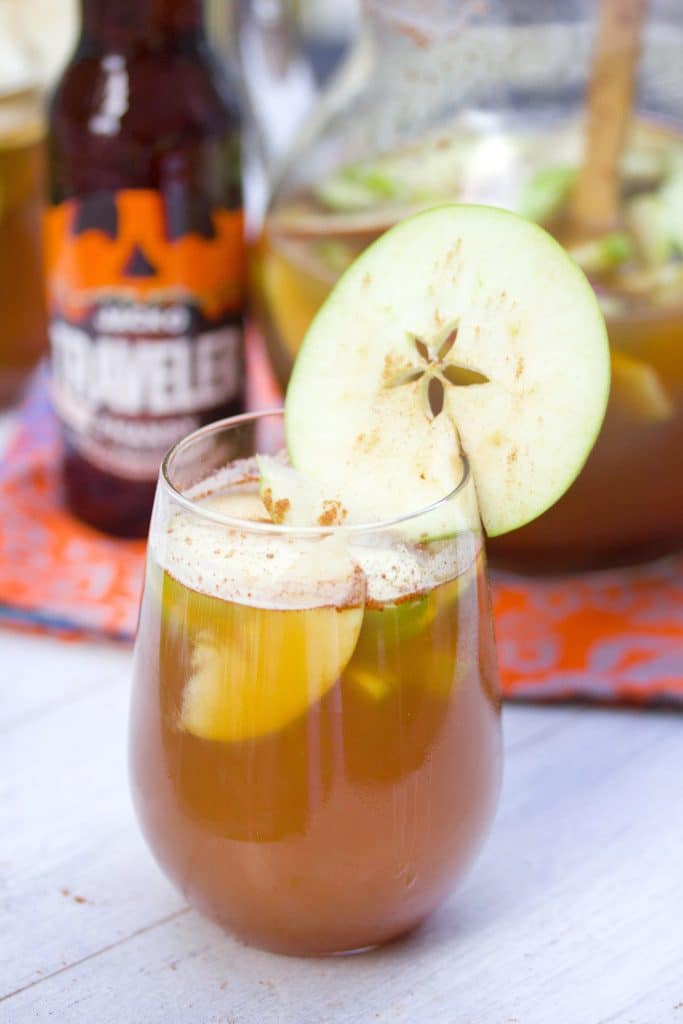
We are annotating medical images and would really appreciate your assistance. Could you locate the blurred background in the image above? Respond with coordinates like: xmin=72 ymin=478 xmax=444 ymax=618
xmin=1 ymin=0 xmax=682 ymax=590
xmin=0 ymin=0 xmax=360 ymax=404
xmin=0 ymin=0 xmax=361 ymax=85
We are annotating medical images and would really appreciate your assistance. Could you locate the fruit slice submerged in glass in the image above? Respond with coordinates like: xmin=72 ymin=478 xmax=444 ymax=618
xmin=340 ymin=564 xmax=483 ymax=784
xmin=610 ymin=349 xmax=674 ymax=423
xmin=285 ymin=204 xmax=611 ymax=540
xmin=160 ymin=520 xmax=366 ymax=744
xmin=178 ymin=597 xmax=364 ymax=744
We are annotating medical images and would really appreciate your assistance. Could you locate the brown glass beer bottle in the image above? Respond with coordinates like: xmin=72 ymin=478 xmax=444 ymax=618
xmin=45 ymin=0 xmax=246 ymax=537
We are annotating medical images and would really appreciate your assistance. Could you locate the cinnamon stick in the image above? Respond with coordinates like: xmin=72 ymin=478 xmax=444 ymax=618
xmin=571 ymin=0 xmax=649 ymax=233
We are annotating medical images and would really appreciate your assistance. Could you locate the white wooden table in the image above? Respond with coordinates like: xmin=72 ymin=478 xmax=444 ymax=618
xmin=2 ymin=627 xmax=681 ymax=1024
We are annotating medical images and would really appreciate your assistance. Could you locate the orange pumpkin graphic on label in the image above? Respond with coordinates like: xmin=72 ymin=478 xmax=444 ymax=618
xmin=45 ymin=189 xmax=246 ymax=482
xmin=46 ymin=189 xmax=246 ymax=320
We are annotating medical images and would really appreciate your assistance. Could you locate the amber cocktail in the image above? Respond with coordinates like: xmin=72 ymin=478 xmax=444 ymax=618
xmin=129 ymin=412 xmax=501 ymax=955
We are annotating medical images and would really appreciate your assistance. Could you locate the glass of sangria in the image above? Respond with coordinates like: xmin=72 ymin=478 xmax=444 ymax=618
xmin=129 ymin=410 xmax=502 ymax=956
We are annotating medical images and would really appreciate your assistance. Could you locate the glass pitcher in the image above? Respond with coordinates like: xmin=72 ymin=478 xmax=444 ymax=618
xmin=251 ymin=0 xmax=683 ymax=572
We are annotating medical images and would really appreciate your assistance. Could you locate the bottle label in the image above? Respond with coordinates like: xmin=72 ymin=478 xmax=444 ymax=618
xmin=44 ymin=189 xmax=246 ymax=479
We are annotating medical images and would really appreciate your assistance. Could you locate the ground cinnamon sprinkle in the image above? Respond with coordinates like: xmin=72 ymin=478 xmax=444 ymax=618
xmin=273 ymin=499 xmax=290 ymax=521
xmin=317 ymin=500 xmax=348 ymax=526
xmin=261 ymin=487 xmax=291 ymax=523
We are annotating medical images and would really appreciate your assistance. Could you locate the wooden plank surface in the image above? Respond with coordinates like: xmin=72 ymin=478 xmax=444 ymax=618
xmin=1 ymin=631 xmax=681 ymax=1023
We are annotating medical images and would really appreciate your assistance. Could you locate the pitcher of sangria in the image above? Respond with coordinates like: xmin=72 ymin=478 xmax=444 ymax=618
xmin=253 ymin=0 xmax=683 ymax=571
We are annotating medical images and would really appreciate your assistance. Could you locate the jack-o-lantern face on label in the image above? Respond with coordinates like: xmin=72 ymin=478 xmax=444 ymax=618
xmin=44 ymin=189 xmax=246 ymax=480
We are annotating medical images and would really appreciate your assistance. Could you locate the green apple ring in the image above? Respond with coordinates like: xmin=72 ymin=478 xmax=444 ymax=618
xmin=285 ymin=204 xmax=610 ymax=537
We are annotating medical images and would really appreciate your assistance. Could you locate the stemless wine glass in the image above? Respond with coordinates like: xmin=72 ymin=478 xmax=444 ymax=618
xmin=129 ymin=411 xmax=501 ymax=956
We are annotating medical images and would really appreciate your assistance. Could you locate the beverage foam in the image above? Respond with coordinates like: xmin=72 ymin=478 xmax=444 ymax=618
xmin=153 ymin=458 xmax=480 ymax=610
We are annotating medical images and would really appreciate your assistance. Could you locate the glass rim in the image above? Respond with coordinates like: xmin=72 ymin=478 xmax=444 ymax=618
xmin=160 ymin=409 xmax=472 ymax=537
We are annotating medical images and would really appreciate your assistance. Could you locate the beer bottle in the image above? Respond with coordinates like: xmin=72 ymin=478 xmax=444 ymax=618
xmin=45 ymin=0 xmax=246 ymax=537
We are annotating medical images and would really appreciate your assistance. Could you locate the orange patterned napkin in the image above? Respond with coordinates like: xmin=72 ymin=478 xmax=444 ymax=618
xmin=1 ymin=342 xmax=681 ymax=702
xmin=0 ymin=366 xmax=145 ymax=639
xmin=493 ymin=561 xmax=683 ymax=704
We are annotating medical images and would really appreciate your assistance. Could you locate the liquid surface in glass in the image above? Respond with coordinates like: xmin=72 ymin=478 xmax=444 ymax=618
xmin=130 ymin=458 xmax=501 ymax=955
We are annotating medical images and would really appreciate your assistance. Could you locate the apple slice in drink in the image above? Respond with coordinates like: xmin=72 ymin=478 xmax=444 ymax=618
xmin=180 ymin=598 xmax=364 ymax=743
xmin=178 ymin=534 xmax=365 ymax=743
xmin=257 ymin=454 xmax=352 ymax=526
xmin=285 ymin=204 xmax=610 ymax=537
xmin=258 ymin=437 xmax=479 ymax=542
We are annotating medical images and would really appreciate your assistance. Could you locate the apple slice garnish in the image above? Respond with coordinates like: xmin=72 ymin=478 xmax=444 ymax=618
xmin=285 ymin=204 xmax=610 ymax=537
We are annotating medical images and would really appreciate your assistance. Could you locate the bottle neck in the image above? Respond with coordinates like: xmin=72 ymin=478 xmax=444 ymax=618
xmin=80 ymin=0 xmax=206 ymax=50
